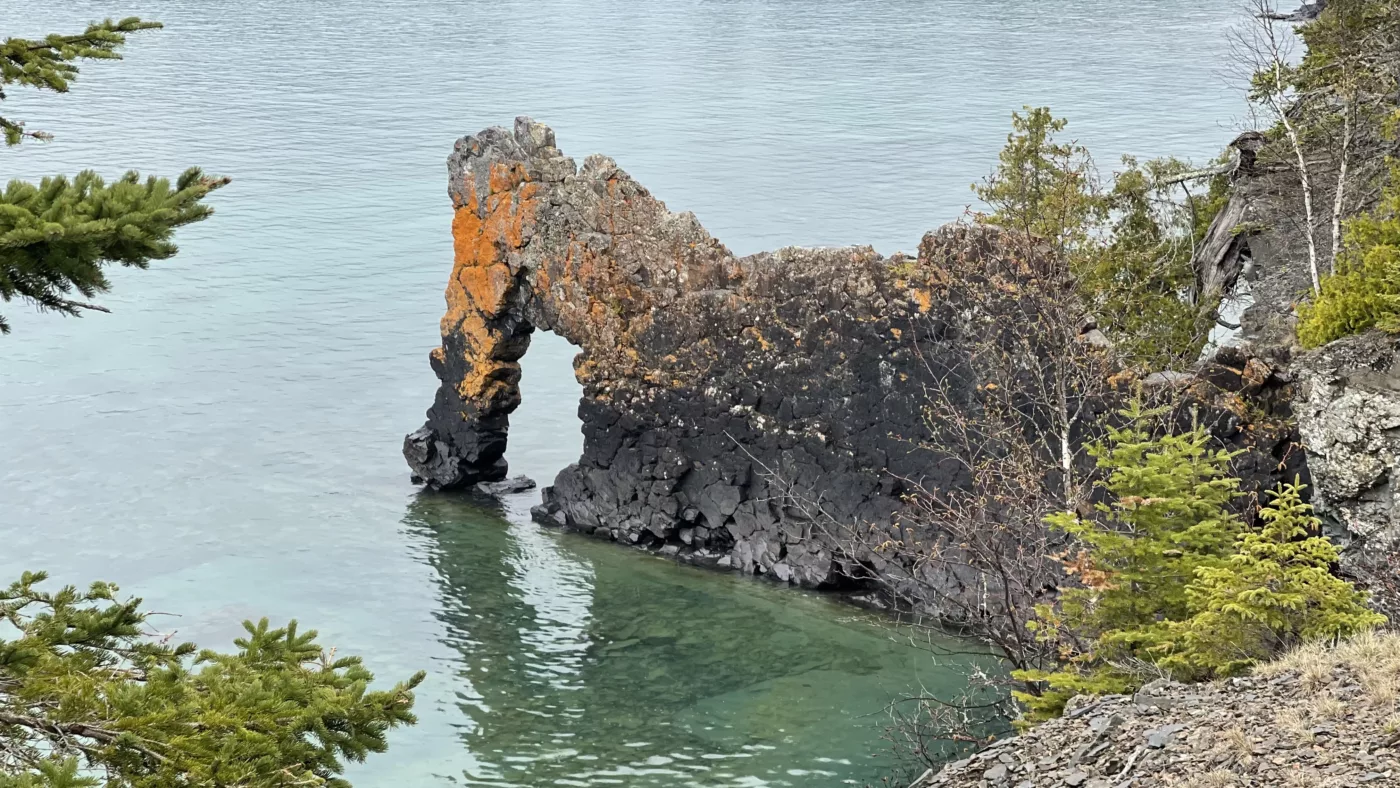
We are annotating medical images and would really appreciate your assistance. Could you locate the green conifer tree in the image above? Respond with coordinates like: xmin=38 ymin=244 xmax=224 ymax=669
xmin=1049 ymin=401 xmax=1244 ymax=647
xmin=1013 ymin=401 xmax=1244 ymax=721
xmin=1162 ymin=482 xmax=1386 ymax=679
xmin=974 ymin=108 xmax=1224 ymax=369
xmin=973 ymin=107 xmax=1103 ymax=263
xmin=1014 ymin=415 xmax=1384 ymax=724
xmin=0 ymin=18 xmax=226 ymax=334
xmin=0 ymin=572 xmax=424 ymax=786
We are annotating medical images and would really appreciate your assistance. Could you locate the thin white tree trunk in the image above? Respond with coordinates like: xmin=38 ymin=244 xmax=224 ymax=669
xmin=1060 ymin=428 xmax=1073 ymax=506
xmin=1331 ymin=108 xmax=1353 ymax=273
xmin=1269 ymin=84 xmax=1322 ymax=295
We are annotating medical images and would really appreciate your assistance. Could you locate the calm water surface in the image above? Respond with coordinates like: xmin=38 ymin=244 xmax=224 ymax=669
xmin=2 ymin=1 xmax=1244 ymax=784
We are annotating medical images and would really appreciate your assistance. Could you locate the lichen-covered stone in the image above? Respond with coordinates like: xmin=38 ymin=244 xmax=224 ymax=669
xmin=1293 ymin=331 xmax=1400 ymax=617
xmin=406 ymin=118 xmax=1306 ymax=607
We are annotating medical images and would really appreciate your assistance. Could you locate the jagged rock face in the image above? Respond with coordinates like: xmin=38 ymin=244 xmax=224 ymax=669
xmin=406 ymin=118 xmax=1307 ymax=601
xmin=1293 ymin=331 xmax=1400 ymax=615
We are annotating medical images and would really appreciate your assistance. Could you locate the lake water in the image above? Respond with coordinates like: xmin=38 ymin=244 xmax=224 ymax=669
xmin=1 ymin=1 xmax=1245 ymax=784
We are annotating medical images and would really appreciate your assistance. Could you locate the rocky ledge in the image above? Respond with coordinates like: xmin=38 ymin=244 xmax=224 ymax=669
xmin=404 ymin=118 xmax=1307 ymax=610
xmin=1292 ymin=331 xmax=1400 ymax=619
xmin=924 ymin=633 xmax=1400 ymax=788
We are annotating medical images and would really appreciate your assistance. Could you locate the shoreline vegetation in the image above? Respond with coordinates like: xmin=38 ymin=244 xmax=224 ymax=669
xmin=4 ymin=1 xmax=1400 ymax=786
xmin=902 ymin=0 xmax=1400 ymax=783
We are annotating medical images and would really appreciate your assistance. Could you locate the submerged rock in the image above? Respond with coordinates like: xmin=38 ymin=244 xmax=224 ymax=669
xmin=475 ymin=475 xmax=537 ymax=496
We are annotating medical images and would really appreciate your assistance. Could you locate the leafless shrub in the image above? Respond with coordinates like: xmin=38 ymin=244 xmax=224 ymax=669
xmin=761 ymin=223 xmax=1117 ymax=707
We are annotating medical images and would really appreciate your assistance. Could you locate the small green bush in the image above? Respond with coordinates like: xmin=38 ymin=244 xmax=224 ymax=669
xmin=1160 ymin=482 xmax=1386 ymax=679
xmin=1298 ymin=166 xmax=1400 ymax=348
xmin=1014 ymin=401 xmax=1244 ymax=722
xmin=1014 ymin=407 xmax=1385 ymax=723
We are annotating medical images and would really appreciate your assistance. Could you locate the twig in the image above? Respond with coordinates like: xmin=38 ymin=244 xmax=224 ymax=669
xmin=59 ymin=299 xmax=112 ymax=315
xmin=1153 ymin=164 xmax=1233 ymax=188
xmin=1117 ymin=745 xmax=1146 ymax=778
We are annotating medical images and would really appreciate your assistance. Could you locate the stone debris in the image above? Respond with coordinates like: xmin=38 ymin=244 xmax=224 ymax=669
xmin=473 ymin=475 xmax=536 ymax=496
xmin=925 ymin=636 xmax=1400 ymax=788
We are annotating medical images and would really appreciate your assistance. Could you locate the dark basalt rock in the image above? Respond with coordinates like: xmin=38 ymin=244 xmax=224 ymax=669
xmin=406 ymin=118 xmax=1304 ymax=611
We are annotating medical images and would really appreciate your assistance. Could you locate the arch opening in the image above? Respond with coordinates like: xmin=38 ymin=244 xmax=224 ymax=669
xmin=505 ymin=329 xmax=586 ymax=498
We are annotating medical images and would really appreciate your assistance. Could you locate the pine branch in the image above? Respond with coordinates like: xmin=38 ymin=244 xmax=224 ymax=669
xmin=0 ymin=710 xmax=168 ymax=764
xmin=0 ymin=17 xmax=162 ymax=145
xmin=57 ymin=299 xmax=111 ymax=315
xmin=0 ymin=169 xmax=228 ymax=334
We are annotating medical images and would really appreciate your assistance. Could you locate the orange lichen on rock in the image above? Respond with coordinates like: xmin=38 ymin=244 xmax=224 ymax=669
xmin=910 ymin=287 xmax=933 ymax=313
xmin=742 ymin=326 xmax=773 ymax=352
xmin=438 ymin=162 xmax=542 ymax=407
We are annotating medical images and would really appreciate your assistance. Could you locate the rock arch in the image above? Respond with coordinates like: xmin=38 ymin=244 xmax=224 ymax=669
xmin=404 ymin=117 xmax=954 ymax=587
xmin=404 ymin=117 xmax=1303 ymax=596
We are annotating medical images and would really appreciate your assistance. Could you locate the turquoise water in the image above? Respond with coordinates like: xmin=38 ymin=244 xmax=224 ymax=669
xmin=400 ymin=494 xmax=996 ymax=785
xmin=1 ymin=1 xmax=1245 ymax=784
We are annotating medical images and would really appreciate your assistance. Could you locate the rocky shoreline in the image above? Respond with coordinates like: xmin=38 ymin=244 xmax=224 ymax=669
xmin=923 ymin=633 xmax=1400 ymax=788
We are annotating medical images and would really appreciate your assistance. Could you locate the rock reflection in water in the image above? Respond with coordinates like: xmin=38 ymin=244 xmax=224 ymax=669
xmin=401 ymin=494 xmax=999 ymax=787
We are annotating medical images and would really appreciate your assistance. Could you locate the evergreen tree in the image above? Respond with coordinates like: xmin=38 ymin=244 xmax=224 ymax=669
xmin=1013 ymin=410 xmax=1384 ymax=724
xmin=973 ymin=107 xmax=1103 ymax=264
xmin=1013 ymin=401 xmax=1245 ymax=722
xmin=974 ymin=108 xmax=1224 ymax=369
xmin=1050 ymin=401 xmax=1244 ymax=648
xmin=0 ymin=18 xmax=226 ymax=334
xmin=0 ymin=571 xmax=424 ymax=786
xmin=1162 ymin=482 xmax=1385 ymax=678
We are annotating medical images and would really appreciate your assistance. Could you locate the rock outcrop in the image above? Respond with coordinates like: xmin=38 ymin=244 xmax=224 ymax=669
xmin=924 ymin=632 xmax=1400 ymax=788
xmin=1293 ymin=331 xmax=1400 ymax=618
xmin=1196 ymin=136 xmax=1400 ymax=615
xmin=405 ymin=118 xmax=964 ymax=590
xmin=406 ymin=118 xmax=1308 ymax=605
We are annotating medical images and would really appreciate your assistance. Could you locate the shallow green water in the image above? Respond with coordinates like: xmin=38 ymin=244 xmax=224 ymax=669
xmin=398 ymin=493 xmax=993 ymax=786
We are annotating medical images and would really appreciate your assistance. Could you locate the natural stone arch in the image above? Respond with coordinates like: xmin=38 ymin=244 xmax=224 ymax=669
xmin=404 ymin=117 xmax=946 ymax=589
xmin=404 ymin=117 xmax=745 ymax=491
xmin=404 ymin=117 xmax=1305 ymax=599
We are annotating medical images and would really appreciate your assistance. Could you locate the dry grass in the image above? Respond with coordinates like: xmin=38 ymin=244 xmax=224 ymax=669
xmin=1254 ymin=631 xmax=1400 ymax=705
xmin=1255 ymin=639 xmax=1332 ymax=680
xmin=1257 ymin=631 xmax=1400 ymax=748
xmin=1332 ymin=629 xmax=1397 ymax=668
xmin=1339 ymin=630 xmax=1400 ymax=711
xmin=1223 ymin=726 xmax=1253 ymax=763
xmin=1309 ymin=693 xmax=1349 ymax=721
xmin=1183 ymin=769 xmax=1241 ymax=788
xmin=1275 ymin=706 xmax=1315 ymax=743
xmin=1361 ymin=668 xmax=1399 ymax=707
